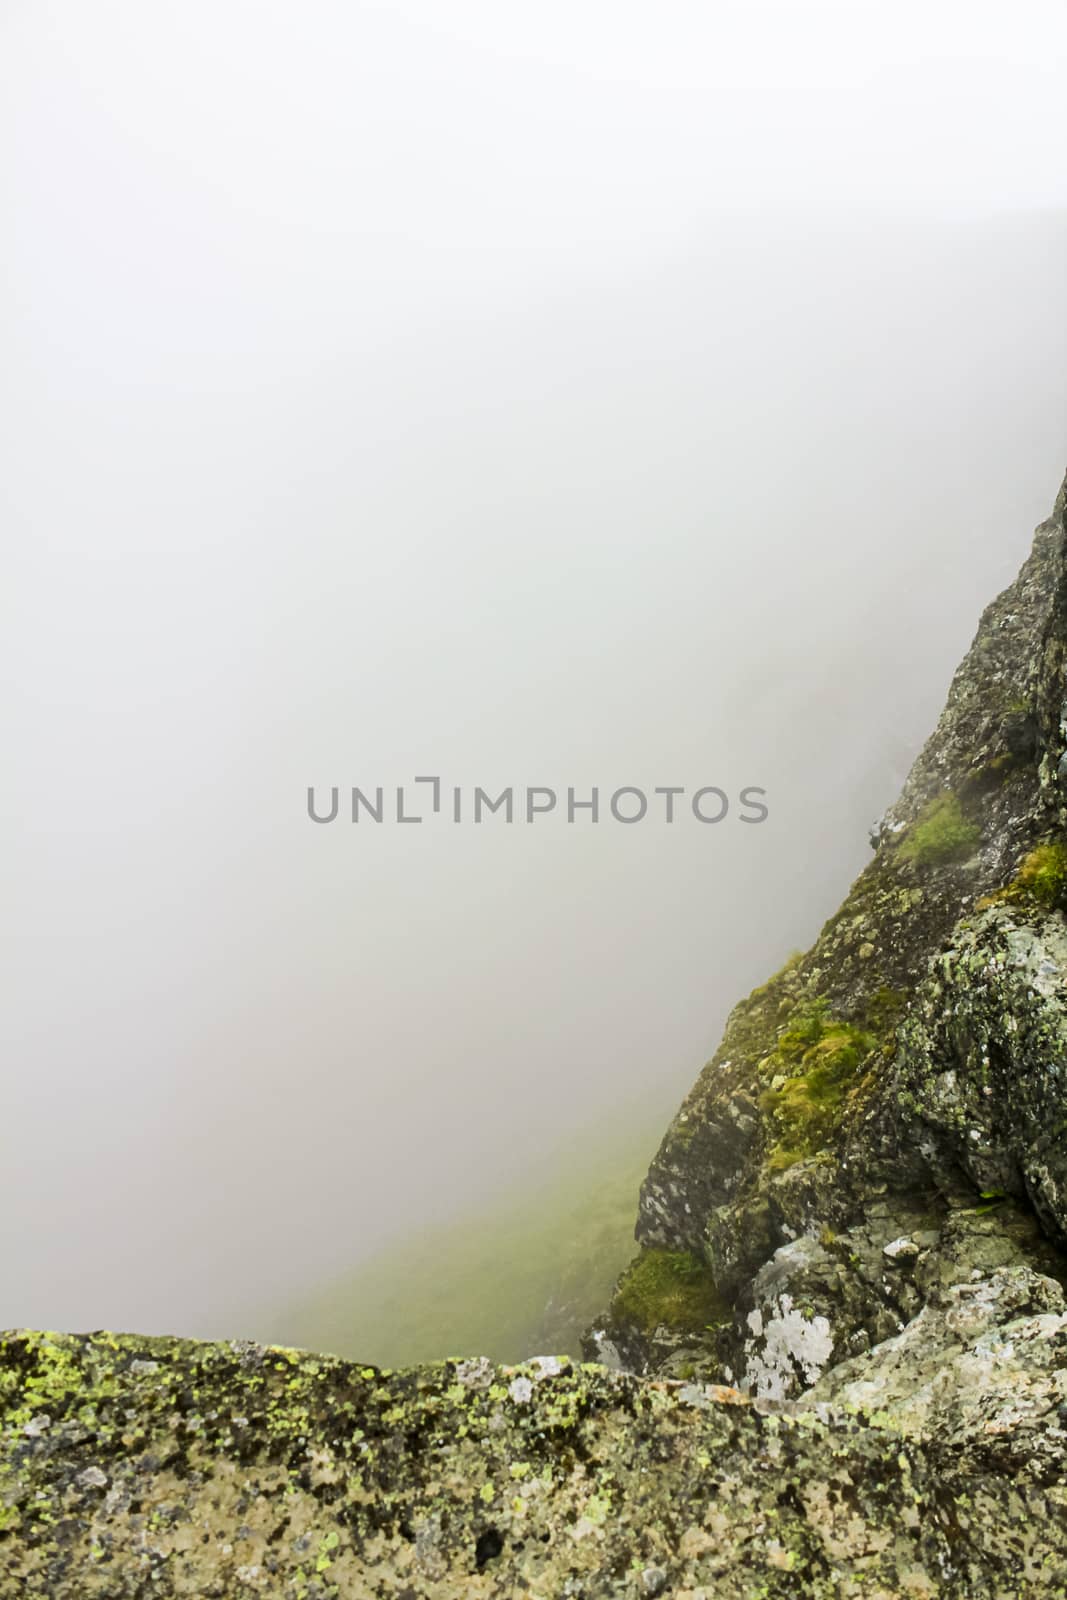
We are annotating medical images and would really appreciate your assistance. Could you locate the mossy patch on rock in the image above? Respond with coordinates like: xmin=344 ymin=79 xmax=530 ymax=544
xmin=897 ymin=791 xmax=982 ymax=867
xmin=611 ymin=1249 xmax=729 ymax=1335
xmin=1015 ymin=839 xmax=1067 ymax=905
xmin=758 ymin=1002 xmax=877 ymax=1171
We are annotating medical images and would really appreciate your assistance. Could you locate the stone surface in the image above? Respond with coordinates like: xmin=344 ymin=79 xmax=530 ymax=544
xmin=4 ymin=1329 xmax=1067 ymax=1598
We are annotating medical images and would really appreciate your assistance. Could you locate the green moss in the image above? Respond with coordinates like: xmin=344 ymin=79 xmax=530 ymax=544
xmin=1013 ymin=841 xmax=1067 ymax=907
xmin=897 ymin=793 xmax=981 ymax=868
xmin=960 ymin=749 xmax=1033 ymax=804
xmin=765 ymin=1145 xmax=809 ymax=1173
xmin=774 ymin=998 xmax=836 ymax=1064
xmin=977 ymin=839 xmax=1067 ymax=913
xmin=758 ymin=1004 xmax=877 ymax=1168
xmin=612 ymin=1249 xmax=729 ymax=1334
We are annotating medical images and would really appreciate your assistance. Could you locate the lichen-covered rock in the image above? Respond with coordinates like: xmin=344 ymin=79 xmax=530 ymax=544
xmin=590 ymin=471 xmax=1067 ymax=1399
xmin=892 ymin=901 xmax=1067 ymax=1244
xmin=4 ymin=1327 xmax=1067 ymax=1598
xmin=807 ymin=1257 xmax=1067 ymax=1472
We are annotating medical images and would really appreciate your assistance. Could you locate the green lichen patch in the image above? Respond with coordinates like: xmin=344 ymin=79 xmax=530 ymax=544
xmin=612 ymin=1249 xmax=730 ymax=1334
xmin=4 ymin=1324 xmax=1067 ymax=1597
xmin=897 ymin=791 xmax=982 ymax=868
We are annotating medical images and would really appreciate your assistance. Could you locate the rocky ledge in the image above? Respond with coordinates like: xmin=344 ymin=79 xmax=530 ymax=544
xmin=4 ymin=1327 xmax=1067 ymax=1598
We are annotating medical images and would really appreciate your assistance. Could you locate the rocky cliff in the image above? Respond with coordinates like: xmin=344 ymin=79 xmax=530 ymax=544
xmin=585 ymin=470 xmax=1067 ymax=1410
xmin=5 ymin=472 xmax=1067 ymax=1598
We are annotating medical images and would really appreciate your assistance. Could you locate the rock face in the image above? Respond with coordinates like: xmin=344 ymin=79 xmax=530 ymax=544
xmin=6 ymin=471 xmax=1067 ymax=1598
xmin=588 ymin=470 xmax=1067 ymax=1407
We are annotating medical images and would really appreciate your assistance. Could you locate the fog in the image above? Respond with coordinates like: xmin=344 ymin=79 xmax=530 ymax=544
xmin=3 ymin=2 xmax=1067 ymax=1342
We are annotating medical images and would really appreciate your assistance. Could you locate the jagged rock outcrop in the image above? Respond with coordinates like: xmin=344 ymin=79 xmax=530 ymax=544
xmin=587 ymin=472 xmax=1067 ymax=1418
xmin=6 ymin=472 xmax=1067 ymax=1598
xmin=588 ymin=471 xmax=1067 ymax=1402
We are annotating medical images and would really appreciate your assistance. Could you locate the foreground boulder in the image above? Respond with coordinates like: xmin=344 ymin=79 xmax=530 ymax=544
xmin=3 ymin=1327 xmax=1067 ymax=1598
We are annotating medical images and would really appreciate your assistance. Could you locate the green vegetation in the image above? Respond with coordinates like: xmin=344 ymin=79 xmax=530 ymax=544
xmin=978 ymin=839 xmax=1067 ymax=912
xmin=612 ymin=1248 xmax=729 ymax=1334
xmin=758 ymin=1000 xmax=877 ymax=1170
xmin=1011 ymin=841 xmax=1067 ymax=907
xmin=269 ymin=1117 xmax=662 ymax=1366
xmin=898 ymin=792 xmax=982 ymax=867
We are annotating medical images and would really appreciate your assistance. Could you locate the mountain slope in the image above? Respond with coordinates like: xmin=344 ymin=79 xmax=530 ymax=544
xmin=268 ymin=1119 xmax=659 ymax=1366
xmin=588 ymin=469 xmax=1067 ymax=1404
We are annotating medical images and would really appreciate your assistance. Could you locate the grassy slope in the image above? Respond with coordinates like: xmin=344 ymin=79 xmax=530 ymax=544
xmin=268 ymin=1118 xmax=661 ymax=1366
